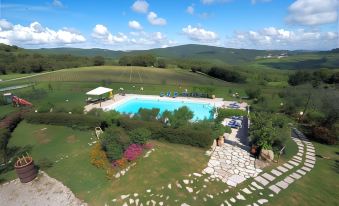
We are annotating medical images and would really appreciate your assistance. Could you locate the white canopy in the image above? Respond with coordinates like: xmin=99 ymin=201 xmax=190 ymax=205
xmin=86 ymin=87 xmax=113 ymax=96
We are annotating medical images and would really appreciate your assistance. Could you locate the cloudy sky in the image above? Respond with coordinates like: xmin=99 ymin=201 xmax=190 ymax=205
xmin=0 ymin=0 xmax=338 ymax=50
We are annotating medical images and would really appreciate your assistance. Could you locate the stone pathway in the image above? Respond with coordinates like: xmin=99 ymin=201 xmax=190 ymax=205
xmin=110 ymin=128 xmax=316 ymax=206
xmin=203 ymin=126 xmax=261 ymax=187
xmin=220 ymin=128 xmax=316 ymax=205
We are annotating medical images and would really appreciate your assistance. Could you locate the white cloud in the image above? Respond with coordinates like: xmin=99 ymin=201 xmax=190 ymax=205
xmin=0 ymin=19 xmax=13 ymax=31
xmin=92 ymin=24 xmax=128 ymax=44
xmin=226 ymin=27 xmax=338 ymax=50
xmin=128 ymin=20 xmax=143 ymax=30
xmin=182 ymin=25 xmax=218 ymax=42
xmin=52 ymin=0 xmax=63 ymax=8
xmin=286 ymin=0 xmax=338 ymax=26
xmin=131 ymin=0 xmax=149 ymax=13
xmin=0 ymin=19 xmax=86 ymax=46
xmin=92 ymin=24 xmax=175 ymax=49
xmin=186 ymin=5 xmax=194 ymax=15
xmin=147 ymin=12 xmax=167 ymax=26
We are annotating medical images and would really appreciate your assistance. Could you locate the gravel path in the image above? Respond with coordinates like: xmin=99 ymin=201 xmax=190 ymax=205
xmin=0 ymin=171 xmax=87 ymax=206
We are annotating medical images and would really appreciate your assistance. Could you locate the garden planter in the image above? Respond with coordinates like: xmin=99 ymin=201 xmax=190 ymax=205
xmin=250 ymin=145 xmax=258 ymax=156
xmin=14 ymin=156 xmax=38 ymax=183
xmin=260 ymin=149 xmax=274 ymax=161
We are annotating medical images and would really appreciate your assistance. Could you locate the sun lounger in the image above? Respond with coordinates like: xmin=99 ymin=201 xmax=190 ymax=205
xmin=166 ymin=91 xmax=171 ymax=97
xmin=173 ymin=92 xmax=178 ymax=98
xmin=160 ymin=92 xmax=164 ymax=97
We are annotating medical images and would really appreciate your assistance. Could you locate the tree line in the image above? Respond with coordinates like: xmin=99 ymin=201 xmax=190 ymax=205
xmin=288 ymin=69 xmax=339 ymax=86
xmin=0 ymin=44 xmax=106 ymax=74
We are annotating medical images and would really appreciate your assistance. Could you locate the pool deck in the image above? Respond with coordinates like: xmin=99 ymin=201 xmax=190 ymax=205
xmin=84 ymin=94 xmax=248 ymax=112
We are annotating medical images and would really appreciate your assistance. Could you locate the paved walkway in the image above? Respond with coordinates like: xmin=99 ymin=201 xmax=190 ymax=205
xmin=219 ymin=128 xmax=316 ymax=205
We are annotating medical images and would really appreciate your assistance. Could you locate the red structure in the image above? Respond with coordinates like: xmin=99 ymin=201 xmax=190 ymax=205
xmin=12 ymin=96 xmax=33 ymax=107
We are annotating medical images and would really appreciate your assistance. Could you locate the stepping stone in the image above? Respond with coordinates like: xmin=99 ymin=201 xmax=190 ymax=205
xmin=251 ymin=181 xmax=264 ymax=190
xmin=284 ymin=176 xmax=294 ymax=184
xmin=304 ymin=163 xmax=314 ymax=168
xmin=230 ymin=198 xmax=236 ymax=203
xmin=193 ymin=173 xmax=202 ymax=177
xmin=290 ymin=172 xmax=302 ymax=180
xmin=296 ymin=152 xmax=303 ymax=157
xmin=168 ymin=183 xmax=172 ymax=189
xmin=305 ymin=159 xmax=315 ymax=164
xmin=269 ymin=185 xmax=281 ymax=194
xmin=269 ymin=194 xmax=274 ymax=197
xmin=283 ymin=163 xmax=294 ymax=169
xmin=236 ymin=192 xmax=246 ymax=200
xmin=288 ymin=160 xmax=299 ymax=166
xmin=258 ymin=199 xmax=268 ymax=205
xmin=301 ymin=166 xmax=311 ymax=172
xmin=242 ymin=188 xmax=252 ymax=194
xmin=277 ymin=166 xmax=288 ymax=173
xmin=262 ymin=173 xmax=275 ymax=181
xmin=296 ymin=169 xmax=306 ymax=175
xmin=186 ymin=187 xmax=193 ymax=193
xmin=276 ymin=181 xmax=289 ymax=189
xmin=224 ymin=200 xmax=231 ymax=206
xmin=271 ymin=169 xmax=282 ymax=177
xmin=293 ymin=156 xmax=302 ymax=161
xmin=254 ymin=176 xmax=269 ymax=186
xmin=249 ymin=186 xmax=256 ymax=191
xmin=181 ymin=203 xmax=190 ymax=206
xmin=183 ymin=179 xmax=189 ymax=184
xmin=306 ymin=156 xmax=315 ymax=161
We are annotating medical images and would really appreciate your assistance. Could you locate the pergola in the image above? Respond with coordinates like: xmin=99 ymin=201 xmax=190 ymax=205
xmin=86 ymin=87 xmax=113 ymax=106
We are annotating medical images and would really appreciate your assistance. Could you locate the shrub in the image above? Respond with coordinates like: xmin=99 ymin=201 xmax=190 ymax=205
xmin=87 ymin=108 xmax=121 ymax=126
xmin=135 ymin=108 xmax=160 ymax=121
xmin=105 ymin=142 xmax=124 ymax=161
xmin=165 ymin=106 xmax=194 ymax=128
xmin=25 ymin=112 xmax=102 ymax=130
xmin=312 ymin=126 xmax=336 ymax=145
xmin=90 ymin=143 xmax=108 ymax=169
xmin=245 ymin=87 xmax=262 ymax=99
xmin=0 ymin=129 xmax=10 ymax=164
xmin=123 ymin=144 xmax=143 ymax=161
xmin=129 ymin=128 xmax=151 ymax=145
xmin=118 ymin=117 xmax=213 ymax=148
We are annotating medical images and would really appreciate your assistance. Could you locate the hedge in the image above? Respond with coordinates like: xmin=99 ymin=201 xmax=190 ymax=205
xmin=118 ymin=117 xmax=213 ymax=148
xmin=25 ymin=112 xmax=103 ymax=130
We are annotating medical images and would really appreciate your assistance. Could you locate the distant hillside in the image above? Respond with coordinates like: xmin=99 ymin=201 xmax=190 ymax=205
xmin=30 ymin=44 xmax=295 ymax=65
xmin=18 ymin=44 xmax=339 ymax=69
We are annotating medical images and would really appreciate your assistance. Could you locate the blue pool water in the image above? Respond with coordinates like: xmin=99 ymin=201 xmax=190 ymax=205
xmin=114 ymin=98 xmax=214 ymax=120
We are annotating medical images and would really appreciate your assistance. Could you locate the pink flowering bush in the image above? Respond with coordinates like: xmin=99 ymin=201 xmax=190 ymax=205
xmin=123 ymin=144 xmax=143 ymax=161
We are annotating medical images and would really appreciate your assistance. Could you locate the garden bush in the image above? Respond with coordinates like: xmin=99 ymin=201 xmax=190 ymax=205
xmin=129 ymin=128 xmax=151 ymax=145
xmin=100 ymin=127 xmax=130 ymax=161
xmin=135 ymin=108 xmax=160 ymax=121
xmin=123 ymin=144 xmax=143 ymax=161
xmin=90 ymin=143 xmax=109 ymax=169
xmin=25 ymin=112 xmax=103 ymax=130
xmin=118 ymin=117 xmax=213 ymax=148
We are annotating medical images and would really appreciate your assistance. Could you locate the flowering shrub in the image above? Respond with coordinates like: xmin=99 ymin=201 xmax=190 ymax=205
xmin=143 ymin=143 xmax=153 ymax=150
xmin=90 ymin=143 xmax=108 ymax=169
xmin=113 ymin=158 xmax=127 ymax=168
xmin=123 ymin=144 xmax=143 ymax=161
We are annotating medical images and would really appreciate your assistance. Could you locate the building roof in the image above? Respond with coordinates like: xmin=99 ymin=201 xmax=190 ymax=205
xmin=86 ymin=87 xmax=113 ymax=96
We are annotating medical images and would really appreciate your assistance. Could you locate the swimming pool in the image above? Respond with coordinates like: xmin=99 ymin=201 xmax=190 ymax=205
xmin=113 ymin=98 xmax=214 ymax=120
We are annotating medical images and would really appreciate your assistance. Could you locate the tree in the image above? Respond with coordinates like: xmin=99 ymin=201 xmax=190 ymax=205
xmin=93 ymin=56 xmax=105 ymax=66
xmin=245 ymin=87 xmax=262 ymax=99
xmin=170 ymin=106 xmax=194 ymax=128
xmin=157 ymin=59 xmax=167 ymax=68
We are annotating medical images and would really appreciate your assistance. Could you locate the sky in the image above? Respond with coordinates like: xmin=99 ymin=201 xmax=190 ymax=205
xmin=0 ymin=0 xmax=338 ymax=50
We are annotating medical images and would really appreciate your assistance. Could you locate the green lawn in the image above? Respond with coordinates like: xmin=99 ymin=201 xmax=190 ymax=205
xmin=269 ymin=142 xmax=339 ymax=206
xmin=0 ymin=105 xmax=16 ymax=119
xmin=3 ymin=121 xmax=210 ymax=206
